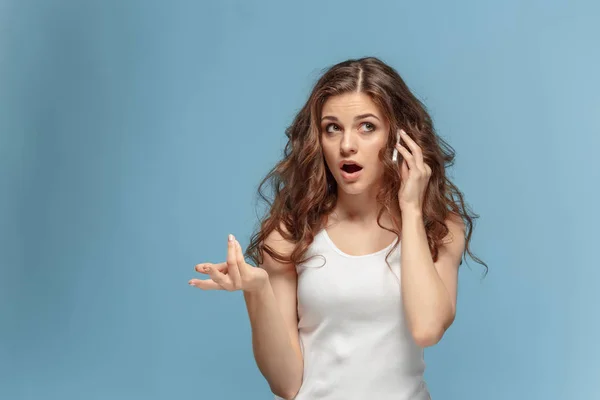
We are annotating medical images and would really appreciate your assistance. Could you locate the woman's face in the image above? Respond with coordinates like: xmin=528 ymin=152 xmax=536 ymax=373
xmin=320 ymin=92 xmax=390 ymax=195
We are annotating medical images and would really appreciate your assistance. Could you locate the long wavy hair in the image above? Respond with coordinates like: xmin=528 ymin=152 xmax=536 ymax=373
xmin=245 ymin=56 xmax=488 ymax=277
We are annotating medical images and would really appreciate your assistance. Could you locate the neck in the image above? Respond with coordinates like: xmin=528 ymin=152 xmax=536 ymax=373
xmin=331 ymin=184 xmax=401 ymax=228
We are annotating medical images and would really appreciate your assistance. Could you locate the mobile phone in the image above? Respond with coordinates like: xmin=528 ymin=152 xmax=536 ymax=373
xmin=392 ymin=129 xmax=401 ymax=162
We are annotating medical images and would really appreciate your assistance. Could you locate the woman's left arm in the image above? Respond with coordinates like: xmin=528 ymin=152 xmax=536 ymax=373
xmin=400 ymin=210 xmax=465 ymax=348
xmin=393 ymin=129 xmax=466 ymax=347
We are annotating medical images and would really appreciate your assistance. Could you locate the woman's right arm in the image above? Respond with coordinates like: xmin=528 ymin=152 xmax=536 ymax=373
xmin=243 ymin=228 xmax=303 ymax=399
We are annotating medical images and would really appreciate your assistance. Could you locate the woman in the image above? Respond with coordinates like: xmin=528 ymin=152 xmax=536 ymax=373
xmin=189 ymin=57 xmax=488 ymax=399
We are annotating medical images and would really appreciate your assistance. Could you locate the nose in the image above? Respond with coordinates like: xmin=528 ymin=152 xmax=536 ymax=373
xmin=340 ymin=132 xmax=357 ymax=155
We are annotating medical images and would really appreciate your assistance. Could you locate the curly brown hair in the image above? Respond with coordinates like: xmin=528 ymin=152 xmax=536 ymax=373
xmin=245 ymin=56 xmax=488 ymax=277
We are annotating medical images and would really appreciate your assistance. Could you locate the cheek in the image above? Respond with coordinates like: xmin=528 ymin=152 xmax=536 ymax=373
xmin=367 ymin=148 xmax=386 ymax=176
xmin=321 ymin=145 xmax=336 ymax=170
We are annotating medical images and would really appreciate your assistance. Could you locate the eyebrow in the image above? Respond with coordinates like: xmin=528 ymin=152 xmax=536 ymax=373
xmin=321 ymin=113 xmax=381 ymax=122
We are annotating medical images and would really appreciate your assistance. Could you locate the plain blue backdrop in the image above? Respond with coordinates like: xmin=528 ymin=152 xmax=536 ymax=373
xmin=2 ymin=0 xmax=599 ymax=399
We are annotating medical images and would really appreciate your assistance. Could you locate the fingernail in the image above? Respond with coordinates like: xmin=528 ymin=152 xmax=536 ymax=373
xmin=189 ymin=281 xmax=195 ymax=286
xmin=228 ymin=234 xmax=234 ymax=242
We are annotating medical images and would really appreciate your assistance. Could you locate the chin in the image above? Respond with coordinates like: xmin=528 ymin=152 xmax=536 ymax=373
xmin=336 ymin=181 xmax=367 ymax=195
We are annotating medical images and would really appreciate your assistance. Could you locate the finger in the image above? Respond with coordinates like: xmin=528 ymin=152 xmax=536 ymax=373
xmin=395 ymin=144 xmax=417 ymax=171
xmin=226 ymin=234 xmax=242 ymax=288
xmin=205 ymin=263 xmax=234 ymax=290
xmin=195 ymin=262 xmax=227 ymax=274
xmin=189 ymin=278 xmax=225 ymax=290
xmin=234 ymin=240 xmax=250 ymax=277
xmin=401 ymin=159 xmax=409 ymax=180
xmin=400 ymin=130 xmax=425 ymax=169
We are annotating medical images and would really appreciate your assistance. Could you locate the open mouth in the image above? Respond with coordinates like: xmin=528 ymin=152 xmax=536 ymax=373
xmin=341 ymin=163 xmax=363 ymax=173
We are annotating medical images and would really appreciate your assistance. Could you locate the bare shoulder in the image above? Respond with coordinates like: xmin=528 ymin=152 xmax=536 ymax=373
xmin=438 ymin=213 xmax=466 ymax=265
xmin=441 ymin=212 xmax=466 ymax=245
xmin=259 ymin=222 xmax=297 ymax=275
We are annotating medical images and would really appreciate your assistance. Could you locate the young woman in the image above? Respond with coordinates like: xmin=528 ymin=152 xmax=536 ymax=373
xmin=189 ymin=57 xmax=487 ymax=399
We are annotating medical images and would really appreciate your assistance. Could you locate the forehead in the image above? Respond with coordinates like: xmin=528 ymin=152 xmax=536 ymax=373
xmin=321 ymin=92 xmax=381 ymax=117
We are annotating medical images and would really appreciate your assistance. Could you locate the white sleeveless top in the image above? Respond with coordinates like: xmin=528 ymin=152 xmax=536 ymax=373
xmin=274 ymin=228 xmax=431 ymax=400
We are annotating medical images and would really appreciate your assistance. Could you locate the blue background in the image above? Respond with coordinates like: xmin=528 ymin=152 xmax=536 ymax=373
xmin=2 ymin=1 xmax=598 ymax=399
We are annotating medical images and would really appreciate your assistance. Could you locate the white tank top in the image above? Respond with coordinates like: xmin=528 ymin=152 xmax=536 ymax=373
xmin=275 ymin=228 xmax=431 ymax=400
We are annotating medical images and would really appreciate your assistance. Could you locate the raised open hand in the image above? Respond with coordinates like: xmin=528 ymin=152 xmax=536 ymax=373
xmin=189 ymin=234 xmax=269 ymax=293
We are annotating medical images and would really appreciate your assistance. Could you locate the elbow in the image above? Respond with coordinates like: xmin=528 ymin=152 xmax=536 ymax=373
xmin=411 ymin=315 xmax=454 ymax=348
xmin=271 ymin=375 xmax=302 ymax=400
xmin=273 ymin=385 xmax=301 ymax=400
xmin=411 ymin=327 xmax=444 ymax=347
xmin=410 ymin=302 xmax=456 ymax=347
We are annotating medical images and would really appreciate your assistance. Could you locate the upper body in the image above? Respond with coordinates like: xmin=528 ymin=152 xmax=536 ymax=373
xmin=259 ymin=71 xmax=468 ymax=397
xmin=273 ymin=219 xmax=431 ymax=400
xmin=266 ymin=205 xmax=464 ymax=399
xmin=192 ymin=57 xmax=486 ymax=399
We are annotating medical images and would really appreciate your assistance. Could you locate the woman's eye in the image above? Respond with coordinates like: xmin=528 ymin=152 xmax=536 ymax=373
xmin=325 ymin=123 xmax=340 ymax=133
xmin=362 ymin=122 xmax=376 ymax=132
